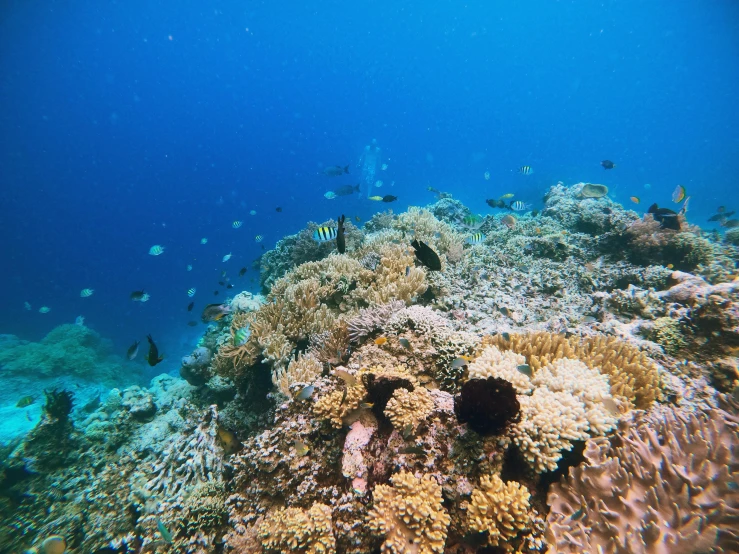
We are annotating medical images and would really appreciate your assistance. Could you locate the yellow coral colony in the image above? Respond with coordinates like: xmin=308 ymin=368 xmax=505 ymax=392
xmin=259 ymin=502 xmax=336 ymax=554
xmin=467 ymin=474 xmax=531 ymax=547
xmin=384 ymin=387 xmax=434 ymax=432
xmin=367 ymin=471 xmax=450 ymax=554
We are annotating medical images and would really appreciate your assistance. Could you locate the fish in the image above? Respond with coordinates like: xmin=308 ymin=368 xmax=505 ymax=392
xmin=234 ymin=327 xmax=250 ymax=346
xmin=219 ymin=281 xmax=226 ymax=286
xmin=600 ymin=397 xmax=620 ymax=416
xmin=630 ymin=196 xmax=640 ymax=204
xmin=510 ymin=201 xmax=531 ymax=211
xmin=368 ymin=195 xmax=384 ymax=201
xmin=75 ymin=315 xmax=85 ymax=326
xmin=499 ymin=307 xmax=510 ymax=316
xmin=295 ymin=385 xmax=314 ymax=400
xmin=187 ymin=288 xmax=196 ymax=297
xmin=411 ymin=239 xmax=442 ymax=271
xmin=127 ymin=340 xmax=140 ymax=360
xmin=671 ymin=184 xmax=687 ymax=203
xmin=517 ymin=364 xmax=533 ymax=378
xmin=601 ymin=160 xmax=616 ymax=169
xmin=80 ymin=288 xmax=94 ymax=298
xmin=374 ymin=180 xmax=383 ymax=188
xmin=484 ymin=171 xmax=490 ymax=180
xmin=239 ymin=267 xmax=247 ymax=277
xmin=519 ymin=165 xmax=533 ymax=175
xmin=405 ymin=266 xmax=410 ymax=277
xmin=336 ymin=214 xmax=346 ymax=254
xmin=382 ymin=195 xmax=398 ymax=203
xmin=382 ymin=163 xmax=389 ymax=170
xmin=16 ymin=395 xmax=34 ymax=408
xmin=201 ymin=303 xmax=231 ymax=322
xmin=324 ymin=191 xmax=337 ymax=200
xmin=722 ymin=219 xmax=739 ymax=228
xmin=335 ymin=369 xmax=357 ymax=386
xmin=462 ymin=214 xmax=483 ymax=228
xmin=501 ymin=214 xmax=516 ymax=229
xmin=187 ymin=301 xmax=194 ymax=312
xmin=451 ymin=357 xmax=468 ymax=369
xmin=679 ymin=196 xmax=690 ymax=215
xmin=717 ymin=206 xmax=726 ymax=213
xmin=398 ymin=338 xmax=411 ymax=350
xmin=139 ymin=293 xmax=151 ymax=302
xmin=313 ymin=226 xmax=337 ymax=242
xmin=708 ymin=213 xmax=731 ymax=222
xmin=146 ymin=335 xmax=164 ymax=367
xmin=200 ymin=237 xmax=208 ymax=244
xmin=334 ymin=184 xmax=360 ymax=196
xmin=149 ymin=245 xmax=165 ymax=256
xmin=402 ymin=423 xmax=414 ymax=439
xmin=647 ymin=203 xmax=681 ymax=230
xmin=322 ymin=164 xmax=350 ymax=176
xmin=227 ymin=283 xmax=233 ymax=289
xmin=255 ymin=235 xmax=264 ymax=243
xmin=466 ymin=232 xmax=485 ymax=245
xmin=359 ymin=402 xmax=374 ymax=409
xmin=276 ymin=207 xmax=282 ymax=212
xmin=24 ymin=301 xmax=31 ymax=310
xmin=130 ymin=289 xmax=146 ymax=301
xmin=232 ymin=220 xmax=243 ymax=229
xmin=374 ymin=337 xmax=388 ymax=346
xmin=486 ymin=198 xmax=507 ymax=209
xmin=222 ymin=253 xmax=232 ymax=262
xmin=250 ymin=210 xmax=257 ymax=216
xmin=186 ymin=264 xmax=193 ymax=271
xmin=354 ymin=216 xmax=361 ymax=222
xmin=187 ymin=321 xmax=198 ymax=327
xmin=499 ymin=193 xmax=515 ymax=200
xmin=294 ymin=439 xmax=310 ymax=456
xmin=157 ymin=519 xmax=173 ymax=543
xmin=39 ymin=306 xmax=51 ymax=313
xmin=501 ymin=332 xmax=511 ymax=341
xmin=214 ymin=290 xmax=219 ymax=296
xmin=400 ymin=445 xmax=426 ymax=456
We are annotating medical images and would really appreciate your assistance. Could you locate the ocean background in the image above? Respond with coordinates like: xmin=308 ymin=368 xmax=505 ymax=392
xmin=1 ymin=0 xmax=738 ymax=378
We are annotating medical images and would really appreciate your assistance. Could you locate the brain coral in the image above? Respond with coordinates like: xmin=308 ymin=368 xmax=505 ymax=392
xmin=546 ymin=406 xmax=739 ymax=554
xmin=466 ymin=474 xmax=531 ymax=548
xmin=259 ymin=502 xmax=336 ymax=554
xmin=367 ymin=470 xmax=450 ymax=554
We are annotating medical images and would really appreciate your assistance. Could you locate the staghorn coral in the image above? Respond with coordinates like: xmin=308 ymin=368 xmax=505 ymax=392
xmin=546 ymin=405 xmax=739 ymax=554
xmin=367 ymin=470 xmax=450 ymax=554
xmin=259 ymin=502 xmax=336 ymax=554
xmin=384 ymin=386 xmax=434 ymax=432
xmin=466 ymin=474 xmax=531 ymax=548
xmin=272 ymin=352 xmax=324 ymax=398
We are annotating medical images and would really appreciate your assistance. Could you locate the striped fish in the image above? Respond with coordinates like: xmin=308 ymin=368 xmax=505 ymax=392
xmin=510 ymin=200 xmax=531 ymax=211
xmin=519 ymin=165 xmax=533 ymax=175
xmin=313 ymin=226 xmax=337 ymax=242
xmin=466 ymin=232 xmax=485 ymax=245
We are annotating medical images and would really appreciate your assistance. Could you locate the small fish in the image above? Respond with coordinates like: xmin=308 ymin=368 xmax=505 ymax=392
xmin=402 ymin=423 xmax=414 ymax=439
xmin=80 ymin=288 xmax=94 ymax=298
xmin=571 ymin=508 xmax=586 ymax=521
xmin=249 ymin=209 xmax=257 ymax=216
xmin=666 ymin=263 xmax=674 ymax=269
xmin=324 ymin=191 xmax=337 ymax=200
xmin=214 ymin=290 xmax=219 ymax=296
xmin=451 ymin=357 xmax=468 ymax=369
xmin=510 ymin=200 xmax=531 ymax=211
xmin=130 ymin=289 xmax=146 ymax=301
xmin=398 ymin=338 xmax=411 ymax=350
xmin=334 ymin=184 xmax=360 ymax=196
xmin=354 ymin=216 xmax=361 ymax=222
xmin=227 ymin=283 xmax=233 ymax=289
xmin=39 ymin=306 xmax=51 ymax=313
xmin=400 ymin=445 xmax=426 ymax=456
xmin=717 ymin=205 xmax=727 ymax=213
xmin=294 ymin=439 xmax=310 ymax=456
xmin=368 ymin=195 xmax=384 ymax=201
xmin=484 ymin=171 xmax=490 ymax=180
xmin=201 ymin=303 xmax=231 ymax=322
xmin=499 ymin=307 xmax=510 ymax=317
xmin=600 ymin=160 xmax=616 ymax=170
xmin=582 ymin=316 xmax=597 ymax=323
xmin=722 ymin=219 xmax=739 ymax=228
xmin=322 ymin=164 xmax=350 ymax=176
xmin=187 ymin=321 xmax=198 ymax=326
xmin=295 ymin=385 xmax=314 ymax=400
xmin=499 ymin=193 xmax=515 ymax=200
xmin=187 ymin=287 xmax=196 ymax=297
xmin=232 ymin=220 xmax=243 ymax=229
xmin=186 ymin=264 xmax=193 ymax=271
xmin=501 ymin=214 xmax=516 ymax=229
xmin=501 ymin=332 xmax=511 ymax=341
xmin=519 ymin=165 xmax=533 ymax=175
xmin=382 ymin=163 xmax=389 ymax=170
xmin=313 ymin=226 xmax=337 ymax=242
xmin=255 ymin=235 xmax=264 ymax=243
xmin=630 ymin=196 xmax=640 ymax=204
xmin=335 ymin=369 xmax=357 ymax=387
xmin=221 ymin=270 xmax=227 ymax=277
xmin=239 ymin=267 xmax=247 ymax=277
xmin=157 ymin=519 xmax=173 ymax=543
xmin=24 ymin=301 xmax=31 ymax=310
xmin=708 ymin=213 xmax=729 ymax=222
xmin=16 ymin=395 xmax=34 ymax=408
xmin=200 ymin=237 xmax=208 ymax=244
xmin=127 ymin=340 xmax=140 ymax=360
xmin=466 ymin=232 xmax=485 ymax=245
xmin=486 ymin=198 xmax=507 ymax=209
xmin=517 ymin=364 xmax=533 ymax=378
xmin=336 ymin=214 xmax=346 ymax=254
xmin=359 ymin=402 xmax=374 ymax=409
xmin=75 ymin=315 xmax=85 ymax=326
xmin=374 ymin=337 xmax=388 ymax=346
xmin=411 ymin=239 xmax=442 ymax=271
xmin=149 ymin=245 xmax=165 ymax=256
xmin=671 ymin=184 xmax=687 ymax=203
xmin=405 ymin=266 xmax=410 ymax=277
xmin=381 ymin=195 xmax=398 ymax=203
xmin=647 ymin=204 xmax=680 ymax=231
xmin=219 ymin=281 xmax=226 ymax=286
xmin=374 ymin=180 xmax=383 ymax=188
xmin=146 ymin=335 xmax=164 ymax=366
xmin=234 ymin=327 xmax=250 ymax=346
xmin=187 ymin=301 xmax=194 ymax=312
xmin=600 ymin=397 xmax=620 ymax=416
xmin=139 ymin=293 xmax=151 ymax=302
xmin=222 ymin=253 xmax=232 ymax=262
xmin=276 ymin=206 xmax=282 ymax=212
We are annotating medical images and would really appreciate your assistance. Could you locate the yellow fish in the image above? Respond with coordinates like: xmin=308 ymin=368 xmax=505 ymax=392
xmin=368 ymin=195 xmax=384 ymax=201
xmin=630 ymin=196 xmax=640 ymax=204
xmin=672 ymin=184 xmax=686 ymax=203
xmin=294 ymin=439 xmax=310 ymax=457
xmin=374 ymin=337 xmax=388 ymax=346
xmin=499 ymin=193 xmax=515 ymax=199
xmin=16 ymin=395 xmax=34 ymax=408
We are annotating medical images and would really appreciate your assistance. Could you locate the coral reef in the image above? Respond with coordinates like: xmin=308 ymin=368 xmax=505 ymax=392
xmin=259 ymin=502 xmax=336 ymax=553
xmin=466 ymin=474 xmax=531 ymax=549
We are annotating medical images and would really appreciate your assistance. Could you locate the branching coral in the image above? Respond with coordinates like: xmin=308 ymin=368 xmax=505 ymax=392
xmin=384 ymin=387 xmax=434 ymax=432
xmin=468 ymin=346 xmax=531 ymax=394
xmin=259 ymin=502 xmax=336 ymax=554
xmin=367 ymin=470 xmax=450 ymax=554
xmin=348 ymin=301 xmax=406 ymax=343
xmin=546 ymin=406 xmax=739 ymax=554
xmin=272 ymin=353 xmax=324 ymax=398
xmin=466 ymin=474 xmax=531 ymax=548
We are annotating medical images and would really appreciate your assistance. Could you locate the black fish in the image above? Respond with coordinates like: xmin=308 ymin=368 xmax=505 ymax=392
xmin=187 ymin=301 xmax=194 ymax=312
xmin=601 ymin=160 xmax=616 ymax=169
xmin=130 ymin=289 xmax=146 ymax=301
xmin=382 ymin=195 xmax=398 ymax=203
xmin=723 ymin=219 xmax=739 ymax=229
xmin=411 ymin=239 xmax=442 ymax=271
xmin=214 ymin=290 xmax=219 ymax=295
xmin=485 ymin=198 xmax=506 ymax=209
xmin=336 ymin=214 xmax=346 ymax=254
xmin=127 ymin=340 xmax=140 ymax=360
xmin=239 ymin=267 xmax=247 ymax=277
xmin=275 ymin=207 xmax=282 ymax=212
xmin=335 ymin=184 xmax=360 ymax=196
xmin=187 ymin=321 xmax=198 ymax=327
xmin=146 ymin=335 xmax=164 ymax=366
xmin=218 ymin=281 xmax=225 ymax=286
xmin=647 ymin=203 xmax=681 ymax=230
xmin=226 ymin=284 xmax=233 ymax=289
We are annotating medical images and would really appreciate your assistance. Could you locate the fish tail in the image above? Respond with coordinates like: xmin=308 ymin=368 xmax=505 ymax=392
xmin=344 ymin=165 xmax=350 ymax=174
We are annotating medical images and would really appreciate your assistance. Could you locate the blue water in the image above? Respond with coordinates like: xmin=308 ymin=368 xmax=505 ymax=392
xmin=2 ymin=0 xmax=738 ymax=355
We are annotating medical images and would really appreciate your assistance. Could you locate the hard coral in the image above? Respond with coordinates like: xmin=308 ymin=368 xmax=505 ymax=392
xmin=367 ymin=470 xmax=450 ymax=554
xmin=454 ymin=377 xmax=520 ymax=436
xmin=626 ymin=215 xmax=714 ymax=271
xmin=259 ymin=502 xmax=336 ymax=554
xmin=466 ymin=474 xmax=531 ymax=548
xmin=385 ymin=387 xmax=434 ymax=432
xmin=546 ymin=406 xmax=739 ymax=554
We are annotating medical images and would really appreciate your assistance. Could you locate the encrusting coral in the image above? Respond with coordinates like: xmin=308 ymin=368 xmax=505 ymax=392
xmin=259 ymin=502 xmax=336 ymax=554
xmin=367 ymin=470 xmax=450 ymax=554
xmin=466 ymin=474 xmax=531 ymax=549
xmin=546 ymin=405 xmax=739 ymax=554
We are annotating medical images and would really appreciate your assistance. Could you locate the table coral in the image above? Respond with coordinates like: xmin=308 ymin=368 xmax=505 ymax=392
xmin=259 ymin=502 xmax=336 ymax=554
xmin=546 ymin=405 xmax=739 ymax=554
xmin=367 ymin=470 xmax=450 ymax=554
xmin=466 ymin=474 xmax=531 ymax=548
